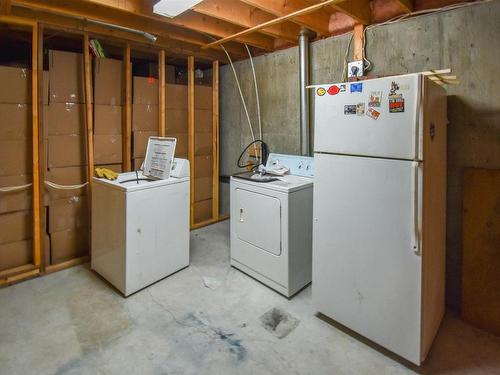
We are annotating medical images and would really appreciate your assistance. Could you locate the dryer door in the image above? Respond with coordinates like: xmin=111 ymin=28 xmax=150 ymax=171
xmin=236 ymin=188 xmax=281 ymax=256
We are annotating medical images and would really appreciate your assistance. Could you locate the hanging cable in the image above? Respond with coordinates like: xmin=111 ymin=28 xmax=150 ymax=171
xmin=0 ymin=183 xmax=32 ymax=193
xmin=245 ymin=45 xmax=262 ymax=144
xmin=44 ymin=181 xmax=89 ymax=190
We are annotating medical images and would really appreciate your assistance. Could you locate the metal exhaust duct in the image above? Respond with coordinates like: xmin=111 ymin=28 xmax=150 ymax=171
xmin=299 ymin=28 xmax=312 ymax=156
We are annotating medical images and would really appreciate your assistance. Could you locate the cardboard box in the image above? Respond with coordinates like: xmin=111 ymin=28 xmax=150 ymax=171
xmin=48 ymin=135 xmax=86 ymax=168
xmin=133 ymin=76 xmax=158 ymax=105
xmin=166 ymin=65 xmax=176 ymax=83
xmin=0 ymin=66 xmax=30 ymax=104
xmin=48 ymin=196 xmax=88 ymax=234
xmin=0 ymin=239 xmax=32 ymax=272
xmin=0 ymin=210 xmax=32 ymax=245
xmin=43 ymin=71 xmax=49 ymax=105
xmin=195 ymin=109 xmax=212 ymax=133
xmin=133 ymin=158 xmax=144 ymax=170
xmin=133 ymin=131 xmax=157 ymax=158
xmin=48 ymin=50 xmax=87 ymax=103
xmin=0 ymin=140 xmax=32 ymax=177
xmin=94 ymin=134 xmax=122 ymax=164
xmin=46 ymin=167 xmax=87 ymax=201
xmin=166 ymin=84 xmax=187 ymax=109
xmin=132 ymin=104 xmax=158 ymax=131
xmin=195 ymin=177 xmax=213 ymax=202
xmin=50 ymin=227 xmax=88 ymax=264
xmin=94 ymin=105 xmax=122 ymax=135
xmin=195 ymin=132 xmax=213 ymax=156
xmin=195 ymin=85 xmax=212 ymax=110
xmin=166 ymin=109 xmax=188 ymax=134
xmin=0 ymin=104 xmax=31 ymax=140
xmin=194 ymin=199 xmax=212 ymax=223
xmin=0 ymin=174 xmax=32 ymax=214
xmin=169 ymin=133 xmax=187 ymax=158
xmin=94 ymin=58 xmax=122 ymax=105
xmin=195 ymin=155 xmax=213 ymax=178
xmin=95 ymin=164 xmax=122 ymax=173
xmin=47 ymin=103 xmax=84 ymax=135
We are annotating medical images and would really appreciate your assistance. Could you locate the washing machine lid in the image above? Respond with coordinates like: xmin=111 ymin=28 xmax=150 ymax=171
xmin=93 ymin=171 xmax=189 ymax=192
xmin=231 ymin=174 xmax=312 ymax=193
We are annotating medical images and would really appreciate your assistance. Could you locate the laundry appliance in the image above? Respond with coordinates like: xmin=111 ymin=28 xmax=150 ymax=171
xmin=312 ymin=74 xmax=447 ymax=364
xmin=92 ymin=137 xmax=190 ymax=296
xmin=230 ymin=153 xmax=314 ymax=297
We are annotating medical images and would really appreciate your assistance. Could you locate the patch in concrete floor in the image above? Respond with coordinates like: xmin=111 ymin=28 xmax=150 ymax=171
xmin=67 ymin=284 xmax=130 ymax=352
xmin=260 ymin=307 xmax=300 ymax=339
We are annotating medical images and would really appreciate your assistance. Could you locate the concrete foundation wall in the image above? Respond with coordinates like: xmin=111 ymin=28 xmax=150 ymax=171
xmin=219 ymin=1 xmax=500 ymax=310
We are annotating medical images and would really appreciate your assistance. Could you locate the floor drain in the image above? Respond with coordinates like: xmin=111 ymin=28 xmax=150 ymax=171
xmin=260 ymin=307 xmax=300 ymax=339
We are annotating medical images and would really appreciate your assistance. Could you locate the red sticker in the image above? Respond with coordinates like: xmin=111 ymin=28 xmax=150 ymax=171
xmin=327 ymin=85 xmax=341 ymax=95
xmin=147 ymin=76 xmax=155 ymax=84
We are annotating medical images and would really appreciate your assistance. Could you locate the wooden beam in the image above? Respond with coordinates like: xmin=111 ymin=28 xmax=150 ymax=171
xmin=83 ymin=33 xmax=94 ymax=258
xmin=172 ymin=10 xmax=275 ymax=51
xmin=203 ymin=0 xmax=340 ymax=49
xmin=353 ymin=24 xmax=364 ymax=61
xmin=308 ymin=0 xmax=371 ymax=25
xmin=0 ymin=0 xmax=11 ymax=14
xmin=212 ymin=60 xmax=219 ymax=221
xmin=31 ymin=19 xmax=41 ymax=268
xmin=240 ymin=0 xmax=331 ymax=36
xmin=188 ymin=56 xmax=195 ymax=227
xmin=45 ymin=255 xmax=89 ymax=274
xmin=37 ymin=23 xmax=46 ymax=270
xmin=0 ymin=268 xmax=40 ymax=287
xmin=122 ymin=44 xmax=132 ymax=171
xmin=193 ymin=0 xmax=300 ymax=42
xmin=158 ymin=50 xmax=166 ymax=137
xmin=12 ymin=1 xmax=239 ymax=61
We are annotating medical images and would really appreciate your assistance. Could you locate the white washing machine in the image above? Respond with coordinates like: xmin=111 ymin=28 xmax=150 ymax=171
xmin=91 ymin=160 xmax=190 ymax=296
xmin=230 ymin=153 xmax=314 ymax=297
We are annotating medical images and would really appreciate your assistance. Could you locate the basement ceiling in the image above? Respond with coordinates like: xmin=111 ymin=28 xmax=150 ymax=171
xmin=8 ymin=0 xmax=471 ymax=63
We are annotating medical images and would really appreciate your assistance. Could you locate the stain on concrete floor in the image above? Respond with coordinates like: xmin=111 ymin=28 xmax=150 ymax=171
xmin=260 ymin=307 xmax=300 ymax=339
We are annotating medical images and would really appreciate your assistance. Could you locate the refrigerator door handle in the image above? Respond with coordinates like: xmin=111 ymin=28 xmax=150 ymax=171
xmin=412 ymin=161 xmax=421 ymax=255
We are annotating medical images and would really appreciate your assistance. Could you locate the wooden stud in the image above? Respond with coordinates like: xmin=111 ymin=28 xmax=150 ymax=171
xmin=122 ymin=44 xmax=132 ymax=171
xmin=188 ymin=56 xmax=195 ymax=227
xmin=83 ymin=33 xmax=94 ymax=256
xmin=212 ymin=60 xmax=219 ymax=221
xmin=31 ymin=19 xmax=41 ymax=267
xmin=37 ymin=23 xmax=46 ymax=270
xmin=0 ymin=268 xmax=40 ymax=287
xmin=353 ymin=24 xmax=364 ymax=61
xmin=45 ymin=256 xmax=90 ymax=275
xmin=0 ymin=0 xmax=11 ymax=15
xmin=158 ymin=50 xmax=166 ymax=137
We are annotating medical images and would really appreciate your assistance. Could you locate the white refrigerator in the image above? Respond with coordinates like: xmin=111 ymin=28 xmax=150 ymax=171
xmin=312 ymin=74 xmax=447 ymax=365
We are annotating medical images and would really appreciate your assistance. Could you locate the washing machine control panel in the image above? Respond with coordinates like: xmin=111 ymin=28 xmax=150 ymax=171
xmin=266 ymin=153 xmax=314 ymax=178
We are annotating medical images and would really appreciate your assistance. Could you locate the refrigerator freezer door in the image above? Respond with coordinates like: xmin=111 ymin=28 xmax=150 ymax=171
xmin=312 ymin=153 xmax=423 ymax=364
xmin=314 ymin=74 xmax=421 ymax=160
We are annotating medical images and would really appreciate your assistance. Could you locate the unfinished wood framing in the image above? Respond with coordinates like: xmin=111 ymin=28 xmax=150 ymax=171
xmin=158 ymin=50 xmax=166 ymax=137
xmin=36 ymin=23 xmax=45 ymax=271
xmin=353 ymin=24 xmax=364 ymax=61
xmin=212 ymin=60 xmax=220 ymax=221
xmin=187 ymin=56 xmax=195 ymax=227
xmin=83 ymin=33 xmax=94 ymax=256
xmin=122 ymin=44 xmax=132 ymax=171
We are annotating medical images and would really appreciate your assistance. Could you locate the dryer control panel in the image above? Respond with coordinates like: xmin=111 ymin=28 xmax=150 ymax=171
xmin=266 ymin=153 xmax=314 ymax=178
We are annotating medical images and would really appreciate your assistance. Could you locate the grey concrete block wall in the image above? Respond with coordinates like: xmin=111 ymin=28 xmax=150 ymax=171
xmin=219 ymin=1 xmax=500 ymax=310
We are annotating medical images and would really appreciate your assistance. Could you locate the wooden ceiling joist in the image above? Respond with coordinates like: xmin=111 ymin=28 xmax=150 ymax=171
xmin=192 ymin=0 xmax=301 ymax=43
xmin=240 ymin=0 xmax=332 ymax=36
xmin=203 ymin=0 xmax=343 ymax=50
xmin=308 ymin=0 xmax=371 ymax=25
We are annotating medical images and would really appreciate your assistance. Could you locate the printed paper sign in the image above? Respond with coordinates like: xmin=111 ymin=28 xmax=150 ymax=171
xmin=388 ymin=81 xmax=405 ymax=113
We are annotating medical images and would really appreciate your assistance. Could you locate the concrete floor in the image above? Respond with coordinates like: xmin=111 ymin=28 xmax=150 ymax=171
xmin=1 ymin=221 xmax=499 ymax=375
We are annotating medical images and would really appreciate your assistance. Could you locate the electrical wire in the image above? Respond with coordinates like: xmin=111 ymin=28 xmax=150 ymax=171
xmin=44 ymin=181 xmax=88 ymax=190
xmin=245 ymin=45 xmax=263 ymax=144
xmin=0 ymin=183 xmax=32 ymax=193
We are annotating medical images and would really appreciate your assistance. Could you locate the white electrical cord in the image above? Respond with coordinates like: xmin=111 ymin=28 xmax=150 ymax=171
xmin=0 ymin=183 xmax=32 ymax=193
xmin=45 ymin=181 xmax=88 ymax=190
xmin=343 ymin=0 xmax=491 ymax=80
xmin=245 ymin=45 xmax=262 ymax=143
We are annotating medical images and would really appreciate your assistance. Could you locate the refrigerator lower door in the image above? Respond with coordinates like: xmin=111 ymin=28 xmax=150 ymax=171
xmin=312 ymin=153 xmax=423 ymax=364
